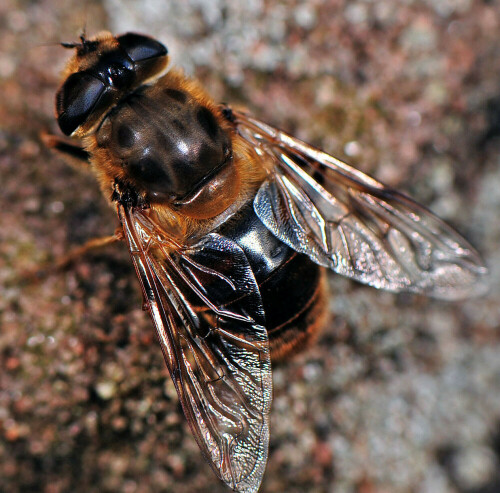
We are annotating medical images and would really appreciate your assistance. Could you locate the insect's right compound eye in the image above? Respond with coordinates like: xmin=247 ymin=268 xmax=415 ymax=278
xmin=117 ymin=33 xmax=168 ymax=62
xmin=56 ymin=72 xmax=107 ymax=135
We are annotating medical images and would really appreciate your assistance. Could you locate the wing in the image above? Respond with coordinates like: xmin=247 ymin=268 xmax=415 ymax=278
xmin=118 ymin=204 xmax=272 ymax=493
xmin=230 ymin=108 xmax=488 ymax=300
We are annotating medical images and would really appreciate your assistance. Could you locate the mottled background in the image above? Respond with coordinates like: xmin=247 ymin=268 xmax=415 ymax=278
xmin=1 ymin=1 xmax=500 ymax=492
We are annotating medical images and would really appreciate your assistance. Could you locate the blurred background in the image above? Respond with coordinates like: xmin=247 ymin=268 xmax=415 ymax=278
xmin=1 ymin=1 xmax=500 ymax=492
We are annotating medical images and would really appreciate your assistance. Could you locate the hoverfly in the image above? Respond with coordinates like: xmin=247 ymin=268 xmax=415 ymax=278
xmin=47 ymin=31 xmax=487 ymax=493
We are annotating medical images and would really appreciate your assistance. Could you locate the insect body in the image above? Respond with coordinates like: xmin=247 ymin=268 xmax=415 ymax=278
xmin=52 ymin=32 xmax=487 ymax=493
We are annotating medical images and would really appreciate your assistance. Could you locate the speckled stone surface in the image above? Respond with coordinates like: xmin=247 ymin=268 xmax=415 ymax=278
xmin=1 ymin=1 xmax=499 ymax=492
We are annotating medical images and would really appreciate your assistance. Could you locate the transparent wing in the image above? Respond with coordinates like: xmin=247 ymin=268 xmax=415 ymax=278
xmin=118 ymin=205 xmax=272 ymax=493
xmin=231 ymin=108 xmax=488 ymax=300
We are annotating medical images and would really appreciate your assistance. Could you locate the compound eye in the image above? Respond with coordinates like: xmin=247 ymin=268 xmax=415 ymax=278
xmin=117 ymin=33 xmax=168 ymax=62
xmin=56 ymin=72 xmax=106 ymax=135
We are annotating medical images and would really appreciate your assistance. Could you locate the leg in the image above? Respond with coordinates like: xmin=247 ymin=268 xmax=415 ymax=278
xmin=22 ymin=229 xmax=123 ymax=283
xmin=52 ymin=230 xmax=123 ymax=271
xmin=40 ymin=132 xmax=90 ymax=168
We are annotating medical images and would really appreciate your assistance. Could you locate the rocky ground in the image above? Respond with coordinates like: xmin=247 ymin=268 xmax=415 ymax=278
xmin=1 ymin=1 xmax=499 ymax=492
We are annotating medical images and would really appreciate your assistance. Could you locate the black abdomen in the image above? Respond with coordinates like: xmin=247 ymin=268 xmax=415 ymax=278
xmin=219 ymin=203 xmax=328 ymax=360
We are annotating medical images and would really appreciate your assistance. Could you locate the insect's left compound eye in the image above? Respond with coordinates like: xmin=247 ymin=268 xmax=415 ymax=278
xmin=117 ymin=33 xmax=168 ymax=63
xmin=56 ymin=72 xmax=109 ymax=135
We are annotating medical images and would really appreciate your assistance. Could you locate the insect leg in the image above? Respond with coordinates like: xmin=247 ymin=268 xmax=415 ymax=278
xmin=21 ymin=230 xmax=123 ymax=284
xmin=52 ymin=230 xmax=123 ymax=270
xmin=41 ymin=132 xmax=90 ymax=168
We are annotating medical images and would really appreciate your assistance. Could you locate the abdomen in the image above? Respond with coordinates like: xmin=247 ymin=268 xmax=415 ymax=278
xmin=219 ymin=202 xmax=329 ymax=361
